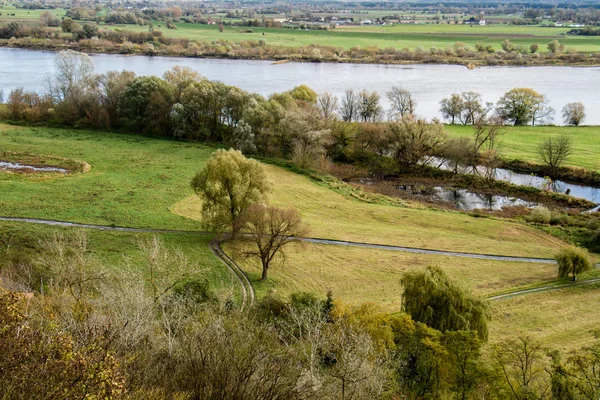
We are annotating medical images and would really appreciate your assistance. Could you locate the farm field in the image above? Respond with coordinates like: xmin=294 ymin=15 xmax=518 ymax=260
xmin=0 ymin=6 xmax=66 ymax=20
xmin=446 ymin=125 xmax=600 ymax=171
xmin=101 ymin=20 xmax=600 ymax=53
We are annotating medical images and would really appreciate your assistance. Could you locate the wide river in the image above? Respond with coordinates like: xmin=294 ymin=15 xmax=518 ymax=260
xmin=2 ymin=47 xmax=600 ymax=124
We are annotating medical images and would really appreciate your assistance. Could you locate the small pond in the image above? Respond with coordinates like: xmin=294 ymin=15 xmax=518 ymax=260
xmin=432 ymin=158 xmax=600 ymax=205
xmin=0 ymin=161 xmax=68 ymax=173
xmin=397 ymin=185 xmax=538 ymax=211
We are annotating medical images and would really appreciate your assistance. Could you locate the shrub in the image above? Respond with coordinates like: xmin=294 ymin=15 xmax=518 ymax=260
xmin=527 ymin=206 xmax=551 ymax=224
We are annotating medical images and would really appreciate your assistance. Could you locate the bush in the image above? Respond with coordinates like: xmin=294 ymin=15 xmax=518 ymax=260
xmin=527 ymin=206 xmax=551 ymax=224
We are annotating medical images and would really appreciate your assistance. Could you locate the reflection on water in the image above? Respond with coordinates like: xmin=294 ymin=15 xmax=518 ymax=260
xmin=0 ymin=161 xmax=68 ymax=173
xmin=434 ymin=158 xmax=600 ymax=204
xmin=396 ymin=185 xmax=538 ymax=211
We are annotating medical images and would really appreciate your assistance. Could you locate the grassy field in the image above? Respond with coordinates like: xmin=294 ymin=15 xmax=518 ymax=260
xmin=446 ymin=125 xmax=600 ymax=171
xmin=101 ymin=20 xmax=600 ymax=53
xmin=226 ymin=241 xmax=560 ymax=311
xmin=0 ymin=124 xmax=210 ymax=229
xmin=173 ymin=163 xmax=565 ymax=258
xmin=490 ymin=283 xmax=600 ymax=348
xmin=0 ymin=6 xmax=66 ymax=20
xmin=1 ymin=123 xmax=566 ymax=260
xmin=2 ymin=123 xmax=599 ymax=348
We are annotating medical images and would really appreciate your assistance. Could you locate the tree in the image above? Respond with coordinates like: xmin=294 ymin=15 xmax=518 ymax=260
xmin=493 ymin=336 xmax=550 ymax=400
xmin=460 ymin=91 xmax=485 ymax=125
xmin=60 ymin=18 xmax=75 ymax=32
xmin=496 ymin=88 xmax=553 ymax=126
xmin=439 ymin=93 xmax=464 ymax=124
xmin=387 ymin=87 xmax=416 ymax=119
xmin=52 ymin=50 xmax=95 ymax=100
xmin=119 ymin=76 xmax=174 ymax=135
xmin=555 ymin=247 xmax=592 ymax=281
xmin=547 ymin=40 xmax=564 ymax=53
xmin=231 ymin=120 xmax=257 ymax=154
xmin=163 ymin=65 xmax=203 ymax=101
xmin=287 ymin=84 xmax=317 ymax=105
xmin=538 ymin=136 xmax=572 ymax=177
xmin=190 ymin=149 xmax=271 ymax=232
xmin=317 ymin=92 xmax=338 ymax=120
xmin=235 ymin=204 xmax=308 ymax=281
xmin=340 ymin=89 xmax=359 ymax=122
xmin=562 ymin=102 xmax=586 ymax=126
xmin=400 ymin=265 xmax=490 ymax=341
xmin=529 ymin=43 xmax=539 ymax=53
xmin=357 ymin=90 xmax=382 ymax=122
xmin=501 ymin=39 xmax=516 ymax=52
xmin=388 ymin=115 xmax=447 ymax=170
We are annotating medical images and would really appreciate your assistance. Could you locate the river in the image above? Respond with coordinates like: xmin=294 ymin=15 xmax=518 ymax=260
xmin=2 ymin=47 xmax=600 ymax=124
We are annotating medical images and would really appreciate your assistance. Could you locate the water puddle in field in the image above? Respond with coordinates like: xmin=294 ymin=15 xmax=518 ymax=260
xmin=431 ymin=157 xmax=600 ymax=204
xmin=0 ymin=161 xmax=68 ymax=173
xmin=396 ymin=185 xmax=538 ymax=211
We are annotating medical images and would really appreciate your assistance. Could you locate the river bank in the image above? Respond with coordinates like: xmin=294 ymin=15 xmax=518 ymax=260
xmin=3 ymin=38 xmax=600 ymax=68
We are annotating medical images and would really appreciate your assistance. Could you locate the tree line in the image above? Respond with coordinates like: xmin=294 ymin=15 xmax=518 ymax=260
xmin=1 ymin=51 xmax=586 ymax=179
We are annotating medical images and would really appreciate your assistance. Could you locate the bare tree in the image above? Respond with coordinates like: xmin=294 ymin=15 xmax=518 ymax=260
xmin=471 ymin=118 xmax=503 ymax=178
xmin=562 ymin=102 xmax=586 ymax=126
xmin=235 ymin=204 xmax=309 ymax=281
xmin=317 ymin=92 xmax=339 ymax=120
xmin=340 ymin=89 xmax=359 ymax=122
xmin=52 ymin=50 xmax=96 ymax=100
xmin=538 ymin=136 xmax=572 ymax=177
xmin=387 ymin=86 xmax=416 ymax=119
xmin=460 ymin=91 xmax=485 ymax=125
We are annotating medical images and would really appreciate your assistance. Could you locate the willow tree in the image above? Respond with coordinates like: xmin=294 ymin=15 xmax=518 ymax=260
xmin=191 ymin=149 xmax=271 ymax=232
xmin=555 ymin=247 xmax=592 ymax=281
xmin=400 ymin=266 xmax=490 ymax=341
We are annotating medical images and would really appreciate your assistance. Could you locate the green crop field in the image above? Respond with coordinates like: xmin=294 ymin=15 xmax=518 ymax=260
xmin=446 ymin=125 xmax=600 ymax=171
xmin=0 ymin=6 xmax=66 ymax=20
xmin=100 ymin=20 xmax=600 ymax=53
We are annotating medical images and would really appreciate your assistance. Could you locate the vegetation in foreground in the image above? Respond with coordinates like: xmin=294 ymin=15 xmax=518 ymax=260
xmin=3 ymin=226 xmax=600 ymax=399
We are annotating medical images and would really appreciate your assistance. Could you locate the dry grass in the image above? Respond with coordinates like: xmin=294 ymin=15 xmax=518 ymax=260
xmin=490 ymin=284 xmax=600 ymax=348
xmin=225 ymin=241 xmax=557 ymax=312
xmin=173 ymin=164 xmax=566 ymax=258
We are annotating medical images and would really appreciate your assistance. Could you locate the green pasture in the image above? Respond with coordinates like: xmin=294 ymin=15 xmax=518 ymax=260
xmin=446 ymin=125 xmax=600 ymax=171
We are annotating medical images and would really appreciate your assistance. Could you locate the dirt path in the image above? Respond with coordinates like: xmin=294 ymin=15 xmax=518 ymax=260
xmin=487 ymin=278 xmax=600 ymax=301
xmin=3 ymin=216 xmax=599 ymax=304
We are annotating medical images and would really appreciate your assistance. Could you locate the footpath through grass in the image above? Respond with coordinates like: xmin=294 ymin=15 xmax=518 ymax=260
xmin=447 ymin=125 xmax=600 ymax=171
xmin=226 ymin=241 xmax=558 ymax=311
xmin=175 ymin=163 xmax=565 ymax=258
